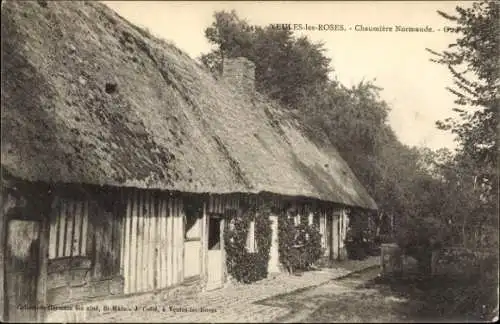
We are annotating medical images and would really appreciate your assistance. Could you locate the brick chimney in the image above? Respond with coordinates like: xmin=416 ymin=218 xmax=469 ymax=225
xmin=222 ymin=57 xmax=255 ymax=96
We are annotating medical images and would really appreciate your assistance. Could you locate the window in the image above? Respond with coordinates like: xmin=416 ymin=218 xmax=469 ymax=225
xmin=184 ymin=199 xmax=202 ymax=241
xmin=49 ymin=197 xmax=89 ymax=259
xmin=246 ymin=220 xmax=257 ymax=253
xmin=184 ymin=213 xmax=201 ymax=241
xmin=313 ymin=212 xmax=320 ymax=227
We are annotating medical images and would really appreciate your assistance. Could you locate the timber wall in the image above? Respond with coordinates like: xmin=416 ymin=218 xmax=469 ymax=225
xmin=46 ymin=187 xmax=123 ymax=305
xmin=2 ymin=177 xmax=358 ymax=323
xmin=120 ymin=189 xmax=185 ymax=294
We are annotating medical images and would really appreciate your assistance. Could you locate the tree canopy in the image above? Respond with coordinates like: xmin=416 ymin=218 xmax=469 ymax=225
xmin=426 ymin=0 xmax=498 ymax=248
xmin=200 ymin=10 xmax=331 ymax=109
xmin=200 ymin=3 xmax=498 ymax=250
xmin=427 ymin=1 xmax=498 ymax=189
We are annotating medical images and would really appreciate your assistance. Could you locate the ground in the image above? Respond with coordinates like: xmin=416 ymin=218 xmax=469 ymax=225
xmin=57 ymin=255 xmax=497 ymax=323
xmin=264 ymin=259 xmax=497 ymax=323
xmin=262 ymin=267 xmax=407 ymax=323
xmin=75 ymin=257 xmax=379 ymax=323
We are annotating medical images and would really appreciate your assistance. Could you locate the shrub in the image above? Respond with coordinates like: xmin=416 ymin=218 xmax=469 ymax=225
xmin=224 ymin=202 xmax=272 ymax=284
xmin=303 ymin=223 xmax=323 ymax=265
xmin=396 ymin=216 xmax=447 ymax=275
xmin=278 ymin=216 xmax=323 ymax=273
xmin=434 ymin=248 xmax=499 ymax=321
xmin=345 ymin=228 xmax=368 ymax=260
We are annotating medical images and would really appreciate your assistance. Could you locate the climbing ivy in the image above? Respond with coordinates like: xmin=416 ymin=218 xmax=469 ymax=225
xmin=278 ymin=213 xmax=323 ymax=274
xmin=223 ymin=201 xmax=272 ymax=283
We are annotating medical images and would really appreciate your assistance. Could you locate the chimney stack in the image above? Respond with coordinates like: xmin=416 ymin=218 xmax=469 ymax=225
xmin=222 ymin=57 xmax=255 ymax=96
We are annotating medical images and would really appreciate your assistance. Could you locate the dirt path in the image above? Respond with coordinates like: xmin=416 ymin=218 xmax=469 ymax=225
xmin=259 ymin=261 xmax=497 ymax=323
xmin=259 ymin=267 xmax=415 ymax=323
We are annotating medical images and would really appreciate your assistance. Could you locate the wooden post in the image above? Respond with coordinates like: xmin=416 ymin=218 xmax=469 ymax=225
xmin=201 ymin=200 xmax=208 ymax=289
xmin=123 ymin=192 xmax=131 ymax=293
xmin=166 ymin=196 xmax=173 ymax=286
xmin=146 ymin=192 xmax=154 ymax=291
xmin=37 ymin=208 xmax=50 ymax=322
xmin=431 ymin=249 xmax=440 ymax=276
xmin=267 ymin=214 xmax=280 ymax=273
xmin=120 ymin=191 xmax=126 ymax=277
xmin=332 ymin=214 xmax=339 ymax=260
xmin=160 ymin=197 xmax=168 ymax=289
xmin=138 ymin=191 xmax=146 ymax=292
xmin=130 ymin=190 xmax=138 ymax=293
xmin=172 ymin=198 xmax=177 ymax=286
xmin=0 ymin=191 xmax=7 ymax=322
xmin=338 ymin=209 xmax=349 ymax=260
xmin=153 ymin=192 xmax=160 ymax=291
xmin=92 ymin=199 xmax=103 ymax=279
xmin=173 ymin=199 xmax=180 ymax=285
xmin=57 ymin=200 xmax=66 ymax=258
xmin=380 ymin=244 xmax=385 ymax=273
xmin=390 ymin=213 xmax=394 ymax=235
xmin=81 ymin=200 xmax=88 ymax=256
xmin=220 ymin=217 xmax=226 ymax=284
xmin=178 ymin=198 xmax=184 ymax=284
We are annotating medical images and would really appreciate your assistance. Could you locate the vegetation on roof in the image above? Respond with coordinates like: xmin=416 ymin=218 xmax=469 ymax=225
xmin=1 ymin=0 xmax=376 ymax=209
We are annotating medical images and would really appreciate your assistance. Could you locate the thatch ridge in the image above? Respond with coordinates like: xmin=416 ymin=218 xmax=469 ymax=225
xmin=1 ymin=0 xmax=377 ymax=210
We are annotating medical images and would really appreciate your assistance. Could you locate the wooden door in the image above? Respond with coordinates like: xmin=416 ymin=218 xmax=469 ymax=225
xmin=4 ymin=219 xmax=40 ymax=322
xmin=206 ymin=216 xmax=223 ymax=291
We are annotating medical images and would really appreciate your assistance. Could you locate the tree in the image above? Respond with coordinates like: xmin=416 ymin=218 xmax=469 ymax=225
xmin=427 ymin=1 xmax=499 ymax=249
xmin=200 ymin=11 xmax=331 ymax=109
xmin=427 ymin=1 xmax=499 ymax=195
xmin=199 ymin=7 xmax=497 ymax=257
xmin=200 ymin=10 xmax=254 ymax=74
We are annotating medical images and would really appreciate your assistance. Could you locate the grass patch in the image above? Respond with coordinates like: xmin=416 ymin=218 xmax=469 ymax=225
xmin=365 ymin=263 xmax=498 ymax=322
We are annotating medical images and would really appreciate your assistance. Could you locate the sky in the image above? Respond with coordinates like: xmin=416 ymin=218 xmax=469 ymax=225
xmin=102 ymin=1 xmax=472 ymax=151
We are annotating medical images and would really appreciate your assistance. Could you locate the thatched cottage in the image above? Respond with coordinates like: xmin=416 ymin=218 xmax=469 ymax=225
xmin=1 ymin=1 xmax=377 ymax=322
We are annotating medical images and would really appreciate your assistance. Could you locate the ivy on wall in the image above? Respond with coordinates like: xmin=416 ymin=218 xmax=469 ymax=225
xmin=278 ymin=210 xmax=323 ymax=274
xmin=223 ymin=201 xmax=272 ymax=284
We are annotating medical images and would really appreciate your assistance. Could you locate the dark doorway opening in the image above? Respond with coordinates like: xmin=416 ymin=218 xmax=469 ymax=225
xmin=208 ymin=217 xmax=221 ymax=250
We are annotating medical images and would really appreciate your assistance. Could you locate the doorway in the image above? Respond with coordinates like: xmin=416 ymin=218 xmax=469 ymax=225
xmin=206 ymin=215 xmax=223 ymax=291
xmin=4 ymin=219 xmax=41 ymax=322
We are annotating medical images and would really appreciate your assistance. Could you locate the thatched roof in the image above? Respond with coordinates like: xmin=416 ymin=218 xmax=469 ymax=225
xmin=1 ymin=1 xmax=377 ymax=210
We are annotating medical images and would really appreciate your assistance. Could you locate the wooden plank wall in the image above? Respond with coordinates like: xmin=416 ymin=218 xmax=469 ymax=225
xmin=37 ymin=211 xmax=50 ymax=322
xmin=121 ymin=192 xmax=307 ymax=294
xmin=48 ymin=198 xmax=89 ymax=260
xmin=94 ymin=191 xmax=122 ymax=279
xmin=47 ymin=191 xmax=122 ymax=280
xmin=206 ymin=193 xmax=285 ymax=216
xmin=121 ymin=190 xmax=185 ymax=294
xmin=0 ymin=190 xmax=10 ymax=321
xmin=121 ymin=192 xmax=245 ymax=294
xmin=206 ymin=194 xmax=240 ymax=214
